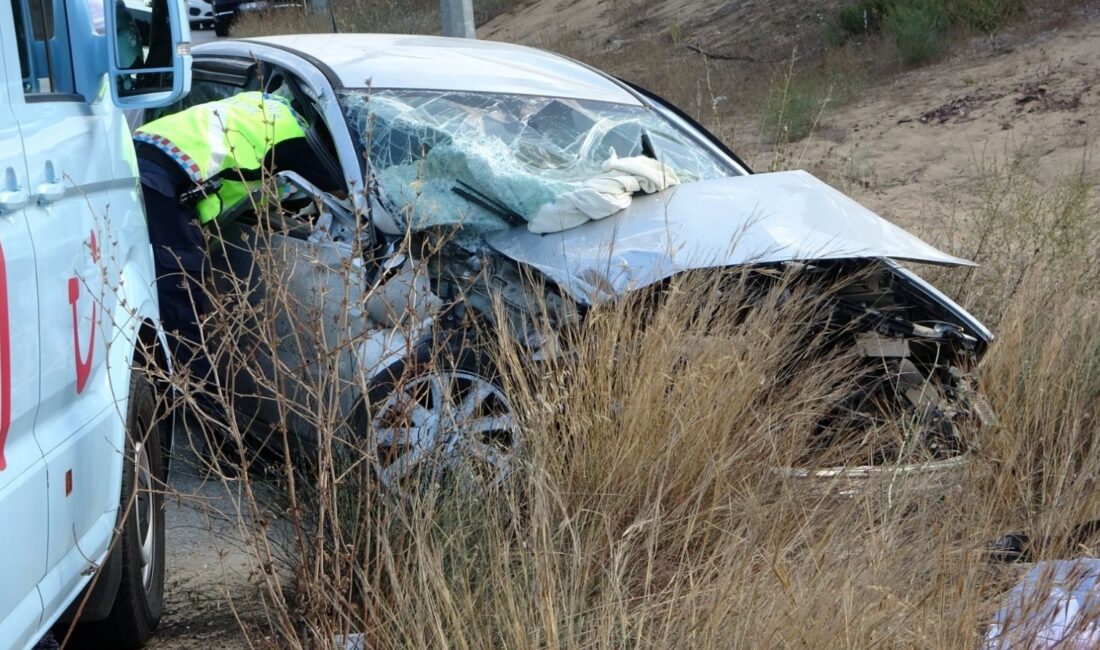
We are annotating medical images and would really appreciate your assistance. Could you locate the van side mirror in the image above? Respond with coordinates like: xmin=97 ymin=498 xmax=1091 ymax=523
xmin=105 ymin=0 xmax=191 ymax=108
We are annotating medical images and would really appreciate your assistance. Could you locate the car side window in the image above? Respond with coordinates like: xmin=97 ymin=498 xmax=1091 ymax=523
xmin=264 ymin=75 xmax=294 ymax=103
xmin=145 ymin=78 xmax=242 ymax=121
xmin=10 ymin=0 xmax=77 ymax=98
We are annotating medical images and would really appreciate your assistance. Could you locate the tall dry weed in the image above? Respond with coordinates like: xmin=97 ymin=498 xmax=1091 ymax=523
xmin=920 ymin=154 xmax=1100 ymax=560
xmin=138 ymin=114 xmax=1100 ymax=650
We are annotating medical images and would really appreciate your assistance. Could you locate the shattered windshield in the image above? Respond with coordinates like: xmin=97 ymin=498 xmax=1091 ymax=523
xmin=340 ymin=89 xmax=735 ymax=235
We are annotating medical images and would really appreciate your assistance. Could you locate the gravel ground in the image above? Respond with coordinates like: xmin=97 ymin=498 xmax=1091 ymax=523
xmin=150 ymin=422 xmax=257 ymax=650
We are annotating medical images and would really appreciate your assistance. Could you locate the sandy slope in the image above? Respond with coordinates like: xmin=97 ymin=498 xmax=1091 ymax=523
xmin=481 ymin=0 xmax=843 ymax=62
xmin=787 ymin=6 xmax=1100 ymax=230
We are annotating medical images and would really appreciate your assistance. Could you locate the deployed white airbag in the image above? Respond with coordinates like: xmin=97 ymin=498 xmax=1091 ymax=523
xmin=527 ymin=156 xmax=681 ymax=234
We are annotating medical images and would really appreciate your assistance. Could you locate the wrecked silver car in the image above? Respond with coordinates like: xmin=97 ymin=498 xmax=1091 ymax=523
xmin=174 ymin=34 xmax=992 ymax=491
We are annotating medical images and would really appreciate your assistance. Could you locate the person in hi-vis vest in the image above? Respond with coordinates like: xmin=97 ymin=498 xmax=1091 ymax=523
xmin=134 ymin=91 xmax=341 ymax=426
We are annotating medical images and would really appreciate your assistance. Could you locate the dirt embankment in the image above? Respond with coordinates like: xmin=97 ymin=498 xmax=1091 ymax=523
xmin=791 ymin=6 xmax=1100 ymax=228
xmin=481 ymin=0 xmax=843 ymax=64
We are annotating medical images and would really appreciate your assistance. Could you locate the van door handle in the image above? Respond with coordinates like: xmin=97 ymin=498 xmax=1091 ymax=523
xmin=0 ymin=189 xmax=28 ymax=212
xmin=36 ymin=182 xmax=66 ymax=204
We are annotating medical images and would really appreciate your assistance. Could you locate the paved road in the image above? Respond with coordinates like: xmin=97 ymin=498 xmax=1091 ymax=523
xmin=191 ymin=26 xmax=221 ymax=46
xmin=152 ymin=423 xmax=256 ymax=648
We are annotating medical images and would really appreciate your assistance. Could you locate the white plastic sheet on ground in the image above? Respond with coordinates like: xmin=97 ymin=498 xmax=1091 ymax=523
xmin=984 ymin=560 xmax=1100 ymax=649
xmin=339 ymin=89 xmax=731 ymax=238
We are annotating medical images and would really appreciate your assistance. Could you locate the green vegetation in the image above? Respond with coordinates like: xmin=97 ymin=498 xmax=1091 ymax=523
xmin=762 ymin=0 xmax=1028 ymax=144
xmin=832 ymin=0 xmax=890 ymax=39
xmin=758 ymin=47 xmax=869 ymax=147
xmin=764 ymin=74 xmax=829 ymax=145
xmin=951 ymin=0 xmax=1027 ymax=31
xmin=884 ymin=0 xmax=949 ymax=65
xmin=829 ymin=0 xmax=1025 ymax=65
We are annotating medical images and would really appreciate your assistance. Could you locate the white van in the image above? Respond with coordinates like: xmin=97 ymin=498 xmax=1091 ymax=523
xmin=0 ymin=0 xmax=190 ymax=647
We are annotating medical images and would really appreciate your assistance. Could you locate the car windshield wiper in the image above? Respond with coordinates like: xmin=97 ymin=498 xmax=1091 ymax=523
xmin=640 ymin=129 xmax=657 ymax=160
xmin=451 ymin=181 xmax=525 ymax=228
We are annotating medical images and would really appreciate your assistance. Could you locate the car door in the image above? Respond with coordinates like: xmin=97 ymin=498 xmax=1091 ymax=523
xmin=0 ymin=1 xmax=47 ymax=645
xmin=7 ymin=0 xmax=122 ymax=618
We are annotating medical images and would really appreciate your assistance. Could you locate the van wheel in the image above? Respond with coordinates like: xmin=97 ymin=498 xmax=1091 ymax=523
xmin=71 ymin=371 xmax=165 ymax=648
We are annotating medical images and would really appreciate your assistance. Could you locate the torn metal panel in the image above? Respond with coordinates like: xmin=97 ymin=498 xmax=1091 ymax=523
xmin=214 ymin=227 xmax=377 ymax=437
xmin=486 ymin=170 xmax=975 ymax=303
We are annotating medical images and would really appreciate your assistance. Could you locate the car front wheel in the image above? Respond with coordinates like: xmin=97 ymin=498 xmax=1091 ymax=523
xmin=362 ymin=342 xmax=520 ymax=498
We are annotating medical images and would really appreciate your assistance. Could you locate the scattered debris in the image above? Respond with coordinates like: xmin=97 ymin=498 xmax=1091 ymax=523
xmin=1014 ymin=82 xmax=1083 ymax=113
xmin=919 ymin=93 xmax=997 ymax=124
xmin=918 ymin=82 xmax=1084 ymax=125
xmin=336 ymin=633 xmax=365 ymax=650
xmin=987 ymin=532 xmax=1031 ymax=563
xmin=683 ymin=43 xmax=756 ymax=62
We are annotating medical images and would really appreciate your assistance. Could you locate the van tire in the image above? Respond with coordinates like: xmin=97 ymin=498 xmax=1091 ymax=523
xmin=70 ymin=371 xmax=165 ymax=648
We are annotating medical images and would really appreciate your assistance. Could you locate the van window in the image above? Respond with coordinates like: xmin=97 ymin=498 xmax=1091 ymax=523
xmin=11 ymin=0 xmax=77 ymax=97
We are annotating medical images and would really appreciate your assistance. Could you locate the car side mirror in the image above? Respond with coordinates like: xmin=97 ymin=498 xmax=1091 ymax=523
xmin=105 ymin=0 xmax=192 ymax=108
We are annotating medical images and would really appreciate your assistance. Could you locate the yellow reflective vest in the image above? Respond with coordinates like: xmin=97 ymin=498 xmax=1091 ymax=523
xmin=134 ymin=92 xmax=307 ymax=224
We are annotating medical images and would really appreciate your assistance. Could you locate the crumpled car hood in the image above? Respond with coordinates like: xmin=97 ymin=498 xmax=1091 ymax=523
xmin=485 ymin=170 xmax=973 ymax=303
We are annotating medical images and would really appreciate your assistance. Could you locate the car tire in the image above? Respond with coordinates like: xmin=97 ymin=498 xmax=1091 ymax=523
xmin=214 ymin=19 xmax=229 ymax=36
xmin=357 ymin=335 xmax=520 ymax=497
xmin=70 ymin=370 xmax=165 ymax=648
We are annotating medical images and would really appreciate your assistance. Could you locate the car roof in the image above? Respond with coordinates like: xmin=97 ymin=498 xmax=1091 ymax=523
xmin=218 ymin=33 xmax=643 ymax=105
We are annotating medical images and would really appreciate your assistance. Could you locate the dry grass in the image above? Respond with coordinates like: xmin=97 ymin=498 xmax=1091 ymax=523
xmin=156 ymin=7 xmax=1100 ymax=648
xmin=126 ymin=144 xmax=1100 ymax=649
xmin=230 ymin=1 xmax=438 ymax=38
xmin=917 ymin=157 xmax=1100 ymax=554
xmin=230 ymin=0 xmax=521 ymax=38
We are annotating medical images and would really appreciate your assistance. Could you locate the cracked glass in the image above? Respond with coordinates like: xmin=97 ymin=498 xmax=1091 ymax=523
xmin=339 ymin=89 xmax=735 ymax=236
